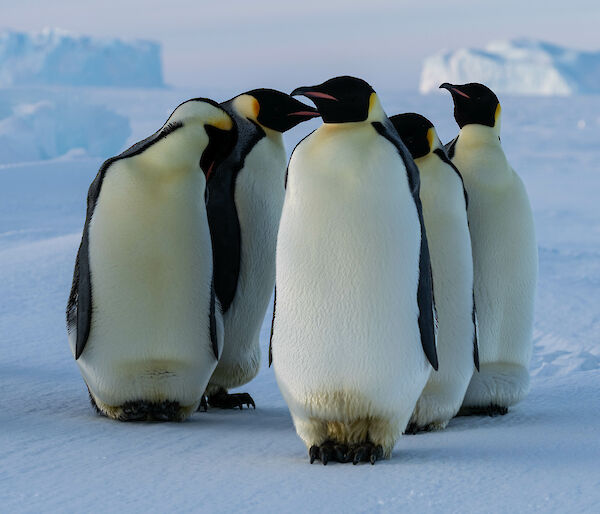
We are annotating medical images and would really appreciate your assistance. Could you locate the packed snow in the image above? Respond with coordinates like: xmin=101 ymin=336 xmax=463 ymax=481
xmin=1 ymin=88 xmax=599 ymax=512
xmin=419 ymin=39 xmax=600 ymax=96
xmin=0 ymin=28 xmax=164 ymax=88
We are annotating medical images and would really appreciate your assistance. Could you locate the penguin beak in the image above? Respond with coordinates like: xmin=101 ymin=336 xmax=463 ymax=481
xmin=287 ymin=109 xmax=320 ymax=119
xmin=291 ymin=86 xmax=339 ymax=102
xmin=439 ymin=83 xmax=471 ymax=99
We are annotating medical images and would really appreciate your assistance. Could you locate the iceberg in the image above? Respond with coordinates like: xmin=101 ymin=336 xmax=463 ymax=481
xmin=419 ymin=39 xmax=600 ymax=96
xmin=0 ymin=28 xmax=164 ymax=88
xmin=0 ymin=99 xmax=131 ymax=164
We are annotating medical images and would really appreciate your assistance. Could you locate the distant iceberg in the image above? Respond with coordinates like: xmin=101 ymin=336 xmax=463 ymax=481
xmin=0 ymin=99 xmax=131 ymax=164
xmin=419 ymin=39 xmax=600 ymax=96
xmin=0 ymin=28 xmax=164 ymax=88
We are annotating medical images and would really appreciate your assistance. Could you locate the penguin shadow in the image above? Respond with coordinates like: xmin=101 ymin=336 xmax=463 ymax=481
xmin=191 ymin=403 xmax=294 ymax=433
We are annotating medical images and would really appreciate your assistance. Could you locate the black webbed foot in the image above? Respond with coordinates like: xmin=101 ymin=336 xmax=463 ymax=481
xmin=346 ymin=443 xmax=384 ymax=465
xmin=198 ymin=395 xmax=208 ymax=412
xmin=308 ymin=441 xmax=349 ymax=465
xmin=458 ymin=404 xmax=508 ymax=417
xmin=207 ymin=389 xmax=255 ymax=410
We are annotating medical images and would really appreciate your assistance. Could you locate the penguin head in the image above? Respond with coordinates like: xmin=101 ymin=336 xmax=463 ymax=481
xmin=148 ymin=98 xmax=237 ymax=182
xmin=389 ymin=113 xmax=440 ymax=159
xmin=231 ymin=89 xmax=320 ymax=133
xmin=291 ymin=76 xmax=383 ymax=124
xmin=439 ymin=82 xmax=501 ymax=130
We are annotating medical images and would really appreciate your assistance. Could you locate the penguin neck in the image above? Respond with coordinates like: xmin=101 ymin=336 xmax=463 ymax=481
xmin=458 ymin=121 xmax=501 ymax=149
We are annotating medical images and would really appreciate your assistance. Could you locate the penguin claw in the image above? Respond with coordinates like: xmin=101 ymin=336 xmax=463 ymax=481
xmin=347 ymin=443 xmax=384 ymax=465
xmin=308 ymin=441 xmax=349 ymax=465
xmin=199 ymin=395 xmax=208 ymax=412
xmin=207 ymin=390 xmax=256 ymax=410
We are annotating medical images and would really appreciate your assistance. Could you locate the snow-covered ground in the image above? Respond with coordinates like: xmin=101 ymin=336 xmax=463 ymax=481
xmin=1 ymin=89 xmax=599 ymax=512
xmin=419 ymin=39 xmax=600 ymax=96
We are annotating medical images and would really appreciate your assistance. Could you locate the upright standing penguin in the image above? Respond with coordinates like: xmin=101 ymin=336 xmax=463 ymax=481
xmin=205 ymin=89 xmax=319 ymax=409
xmin=391 ymin=113 xmax=478 ymax=432
xmin=440 ymin=82 xmax=538 ymax=415
xmin=66 ymin=99 xmax=237 ymax=421
xmin=271 ymin=76 xmax=438 ymax=464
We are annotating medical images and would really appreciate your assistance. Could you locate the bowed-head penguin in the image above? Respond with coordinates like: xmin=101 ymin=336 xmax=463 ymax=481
xmin=440 ymin=82 xmax=538 ymax=416
xmin=271 ymin=76 xmax=438 ymax=464
xmin=390 ymin=112 xmax=478 ymax=432
xmin=66 ymin=98 xmax=237 ymax=421
xmin=205 ymin=89 xmax=319 ymax=409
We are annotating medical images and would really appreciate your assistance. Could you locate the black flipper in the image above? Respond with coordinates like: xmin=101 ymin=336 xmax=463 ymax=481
xmin=209 ymin=280 xmax=219 ymax=360
xmin=372 ymin=120 xmax=438 ymax=370
xmin=66 ymin=118 xmax=188 ymax=360
xmin=268 ymin=286 xmax=276 ymax=367
xmin=445 ymin=135 xmax=459 ymax=159
xmin=206 ymin=103 xmax=265 ymax=313
xmin=472 ymin=292 xmax=480 ymax=371
xmin=433 ymin=148 xmax=469 ymax=208
xmin=433 ymin=148 xmax=479 ymax=370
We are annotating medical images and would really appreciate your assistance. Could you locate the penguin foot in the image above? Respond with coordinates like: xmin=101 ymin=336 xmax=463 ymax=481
xmin=117 ymin=400 xmax=184 ymax=422
xmin=404 ymin=421 xmax=446 ymax=435
xmin=207 ymin=389 xmax=255 ymax=410
xmin=346 ymin=442 xmax=384 ymax=465
xmin=458 ymin=404 xmax=508 ymax=417
xmin=198 ymin=395 xmax=208 ymax=412
xmin=308 ymin=440 xmax=348 ymax=465
xmin=88 ymin=390 xmax=101 ymax=414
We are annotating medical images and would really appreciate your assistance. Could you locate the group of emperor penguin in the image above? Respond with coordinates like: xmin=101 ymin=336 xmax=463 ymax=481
xmin=66 ymin=75 xmax=537 ymax=465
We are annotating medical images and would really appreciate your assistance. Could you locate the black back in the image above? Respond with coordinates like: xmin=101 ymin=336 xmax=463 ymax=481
xmin=373 ymin=119 xmax=439 ymax=370
xmin=206 ymin=100 xmax=265 ymax=313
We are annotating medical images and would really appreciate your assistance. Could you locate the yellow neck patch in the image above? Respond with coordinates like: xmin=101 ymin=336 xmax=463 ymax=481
xmin=426 ymin=128 xmax=435 ymax=152
xmin=368 ymin=92 xmax=378 ymax=115
xmin=494 ymin=103 xmax=502 ymax=126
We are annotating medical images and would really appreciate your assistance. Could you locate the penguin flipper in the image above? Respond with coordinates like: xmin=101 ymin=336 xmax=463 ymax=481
xmin=372 ymin=120 xmax=439 ymax=370
xmin=445 ymin=135 xmax=459 ymax=159
xmin=433 ymin=148 xmax=469 ymax=208
xmin=472 ymin=293 xmax=480 ymax=371
xmin=209 ymin=281 xmax=219 ymax=360
xmin=268 ymin=286 xmax=276 ymax=367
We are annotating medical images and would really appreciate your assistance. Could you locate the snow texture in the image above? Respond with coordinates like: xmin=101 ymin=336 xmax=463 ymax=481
xmin=420 ymin=39 xmax=600 ymax=96
xmin=0 ymin=88 xmax=599 ymax=512
xmin=0 ymin=28 xmax=164 ymax=88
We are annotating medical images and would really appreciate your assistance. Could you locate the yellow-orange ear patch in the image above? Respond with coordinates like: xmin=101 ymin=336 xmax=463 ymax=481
xmin=368 ymin=92 xmax=378 ymax=114
xmin=210 ymin=114 xmax=233 ymax=131
xmin=426 ymin=128 xmax=435 ymax=151
xmin=495 ymin=103 xmax=502 ymax=125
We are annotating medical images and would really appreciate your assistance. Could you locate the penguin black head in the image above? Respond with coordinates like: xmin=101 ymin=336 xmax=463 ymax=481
xmin=291 ymin=76 xmax=377 ymax=124
xmin=230 ymin=89 xmax=320 ymax=132
xmin=389 ymin=113 xmax=436 ymax=159
xmin=439 ymin=82 xmax=500 ymax=129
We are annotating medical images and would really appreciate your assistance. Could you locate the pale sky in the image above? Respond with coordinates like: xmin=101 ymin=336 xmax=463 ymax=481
xmin=2 ymin=0 xmax=599 ymax=91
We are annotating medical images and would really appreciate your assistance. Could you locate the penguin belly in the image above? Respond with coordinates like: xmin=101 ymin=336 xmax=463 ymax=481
xmin=453 ymin=134 xmax=537 ymax=412
xmin=272 ymin=127 xmax=431 ymax=458
xmin=208 ymin=137 xmax=285 ymax=392
xmin=74 ymin=162 xmax=223 ymax=420
xmin=408 ymin=155 xmax=475 ymax=431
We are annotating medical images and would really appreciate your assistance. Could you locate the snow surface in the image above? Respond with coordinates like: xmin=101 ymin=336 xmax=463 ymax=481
xmin=419 ymin=39 xmax=600 ymax=96
xmin=0 ymin=28 xmax=164 ymax=88
xmin=1 ymin=89 xmax=599 ymax=513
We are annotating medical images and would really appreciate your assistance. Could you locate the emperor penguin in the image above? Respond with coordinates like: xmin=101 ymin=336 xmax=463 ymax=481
xmin=66 ymin=98 xmax=237 ymax=421
xmin=390 ymin=113 xmax=478 ymax=432
xmin=271 ymin=76 xmax=438 ymax=464
xmin=440 ymin=82 xmax=538 ymax=416
xmin=205 ymin=89 xmax=319 ymax=409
